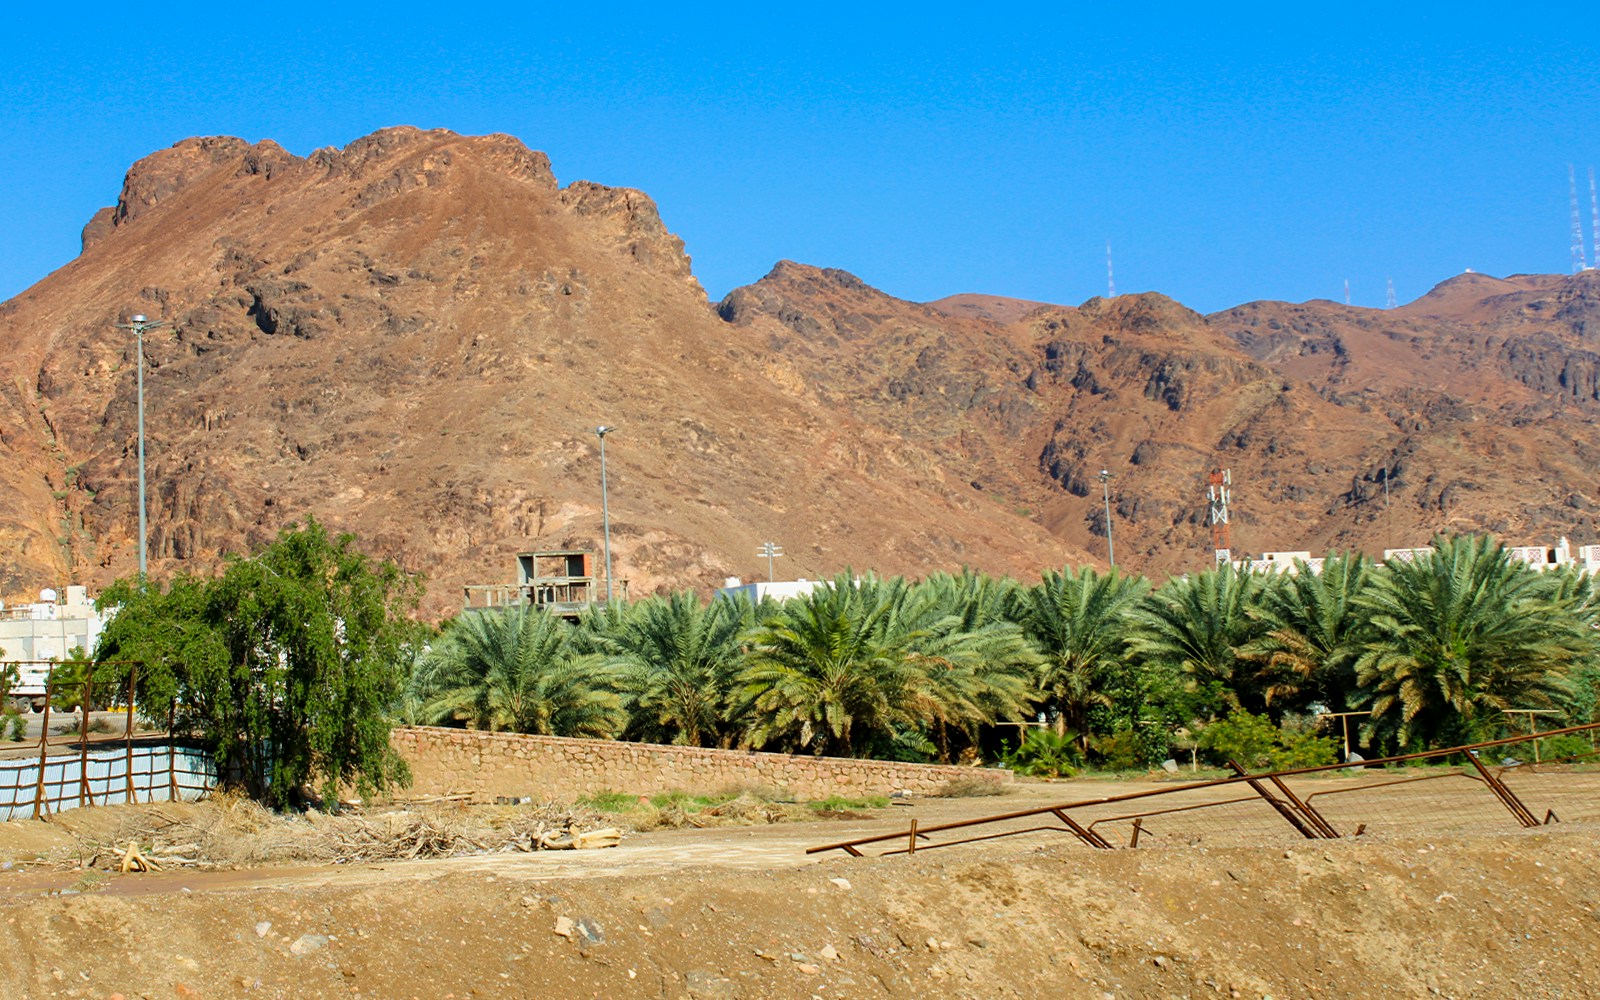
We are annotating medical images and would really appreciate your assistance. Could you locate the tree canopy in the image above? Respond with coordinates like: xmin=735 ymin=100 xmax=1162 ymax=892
xmin=94 ymin=519 xmax=423 ymax=808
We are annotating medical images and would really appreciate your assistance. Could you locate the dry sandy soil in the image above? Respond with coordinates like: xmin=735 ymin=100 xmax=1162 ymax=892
xmin=1 ymin=780 xmax=1597 ymax=1000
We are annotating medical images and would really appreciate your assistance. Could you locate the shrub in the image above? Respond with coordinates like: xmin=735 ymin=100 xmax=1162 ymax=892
xmin=1537 ymin=734 xmax=1596 ymax=762
xmin=578 ymin=790 xmax=642 ymax=813
xmin=4 ymin=712 xmax=25 ymax=742
xmin=806 ymin=795 xmax=889 ymax=811
xmin=1088 ymin=729 xmax=1159 ymax=771
xmin=1003 ymin=728 xmax=1080 ymax=778
xmin=1198 ymin=710 xmax=1337 ymax=771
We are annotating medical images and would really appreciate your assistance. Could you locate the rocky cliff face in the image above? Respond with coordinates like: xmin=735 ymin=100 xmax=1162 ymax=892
xmin=4 ymin=128 xmax=1600 ymax=614
xmin=0 ymin=128 xmax=1088 ymax=614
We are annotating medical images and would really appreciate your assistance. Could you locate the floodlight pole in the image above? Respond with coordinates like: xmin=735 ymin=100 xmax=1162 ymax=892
xmin=1099 ymin=470 xmax=1115 ymax=569
xmin=115 ymin=313 xmax=167 ymax=584
xmin=596 ymin=425 xmax=615 ymax=604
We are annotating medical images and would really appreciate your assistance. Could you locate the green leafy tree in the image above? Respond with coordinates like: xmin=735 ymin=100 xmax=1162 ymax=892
xmin=1352 ymin=535 xmax=1600 ymax=749
xmin=414 ymin=606 xmax=623 ymax=737
xmin=903 ymin=580 xmax=1039 ymax=763
xmin=95 ymin=519 xmax=422 ymax=808
xmin=0 ymin=647 xmax=15 ymax=708
xmin=1012 ymin=566 xmax=1149 ymax=751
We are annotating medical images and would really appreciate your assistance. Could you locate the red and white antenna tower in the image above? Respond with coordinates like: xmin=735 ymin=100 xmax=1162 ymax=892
xmin=1571 ymin=165 xmax=1591 ymax=273
xmin=1207 ymin=468 xmax=1232 ymax=566
xmin=1589 ymin=167 xmax=1599 ymax=268
xmin=1106 ymin=241 xmax=1116 ymax=298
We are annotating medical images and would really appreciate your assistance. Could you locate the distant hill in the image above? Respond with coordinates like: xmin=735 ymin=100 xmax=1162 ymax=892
xmin=924 ymin=293 xmax=1057 ymax=325
xmin=4 ymin=127 xmax=1600 ymax=616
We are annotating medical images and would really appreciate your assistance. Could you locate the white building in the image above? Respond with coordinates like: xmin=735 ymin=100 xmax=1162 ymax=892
xmin=715 ymin=577 xmax=826 ymax=604
xmin=0 ymin=586 xmax=105 ymax=709
xmin=1241 ymin=539 xmax=1600 ymax=576
xmin=1244 ymin=551 xmax=1325 ymax=575
xmin=0 ymin=586 xmax=102 ymax=662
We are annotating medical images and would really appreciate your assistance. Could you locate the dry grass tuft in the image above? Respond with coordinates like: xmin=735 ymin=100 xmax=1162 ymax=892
xmin=931 ymin=776 xmax=1011 ymax=798
xmin=66 ymin=794 xmax=613 ymax=871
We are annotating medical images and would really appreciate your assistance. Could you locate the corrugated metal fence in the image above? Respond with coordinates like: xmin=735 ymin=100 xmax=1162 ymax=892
xmin=1 ymin=660 xmax=215 ymax=821
xmin=0 ymin=741 xmax=214 ymax=821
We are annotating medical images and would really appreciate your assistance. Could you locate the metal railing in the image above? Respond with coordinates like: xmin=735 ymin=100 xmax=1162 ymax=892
xmin=809 ymin=723 xmax=1600 ymax=858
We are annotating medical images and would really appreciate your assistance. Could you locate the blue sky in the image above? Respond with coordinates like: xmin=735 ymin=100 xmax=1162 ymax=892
xmin=3 ymin=4 xmax=1596 ymax=312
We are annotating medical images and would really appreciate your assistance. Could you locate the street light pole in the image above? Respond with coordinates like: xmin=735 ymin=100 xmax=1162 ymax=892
xmin=114 ymin=313 xmax=166 ymax=583
xmin=1099 ymin=469 xmax=1115 ymax=569
xmin=596 ymin=425 xmax=615 ymax=604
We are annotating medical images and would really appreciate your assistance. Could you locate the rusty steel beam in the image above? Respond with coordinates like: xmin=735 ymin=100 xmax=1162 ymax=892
xmin=1228 ymin=760 xmax=1322 ymax=840
xmin=808 ymin=721 xmax=1600 ymax=857
xmin=879 ymin=825 xmax=1082 ymax=857
xmin=1051 ymin=808 xmax=1115 ymax=849
xmin=1464 ymin=752 xmax=1540 ymax=828
xmin=1266 ymin=773 xmax=1340 ymax=838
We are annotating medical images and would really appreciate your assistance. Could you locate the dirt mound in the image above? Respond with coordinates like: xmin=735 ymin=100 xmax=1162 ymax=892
xmin=0 ymin=819 xmax=1594 ymax=998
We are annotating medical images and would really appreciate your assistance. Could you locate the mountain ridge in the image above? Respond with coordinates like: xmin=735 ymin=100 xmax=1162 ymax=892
xmin=3 ymin=126 xmax=1599 ymax=616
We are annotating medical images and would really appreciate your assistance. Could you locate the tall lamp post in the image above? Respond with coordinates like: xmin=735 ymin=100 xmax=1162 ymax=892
xmin=1098 ymin=469 xmax=1115 ymax=569
xmin=114 ymin=313 xmax=167 ymax=582
xmin=596 ymin=425 xmax=615 ymax=604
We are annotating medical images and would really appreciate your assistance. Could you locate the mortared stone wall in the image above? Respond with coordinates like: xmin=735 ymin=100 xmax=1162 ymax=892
xmin=388 ymin=727 xmax=1012 ymax=803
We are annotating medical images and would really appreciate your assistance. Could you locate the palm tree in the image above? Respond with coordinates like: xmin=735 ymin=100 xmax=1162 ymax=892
xmin=1012 ymin=566 xmax=1149 ymax=751
xmin=414 ymin=607 xmax=622 ymax=737
xmin=1125 ymin=564 xmax=1269 ymax=718
xmin=1237 ymin=553 xmax=1372 ymax=718
xmin=598 ymin=591 xmax=753 ymax=747
xmin=919 ymin=568 xmax=1019 ymax=633
xmin=1351 ymin=534 xmax=1600 ymax=749
xmin=738 ymin=572 xmax=1037 ymax=758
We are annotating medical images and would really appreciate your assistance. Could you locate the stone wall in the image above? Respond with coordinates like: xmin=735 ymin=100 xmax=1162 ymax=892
xmin=389 ymin=727 xmax=1012 ymax=803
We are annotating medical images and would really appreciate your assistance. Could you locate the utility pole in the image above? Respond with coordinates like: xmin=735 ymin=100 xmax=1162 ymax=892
xmin=756 ymin=541 xmax=783 ymax=581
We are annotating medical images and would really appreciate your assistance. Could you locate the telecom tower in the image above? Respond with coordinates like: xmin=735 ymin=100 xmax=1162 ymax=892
xmin=1106 ymin=241 xmax=1116 ymax=298
xmin=1207 ymin=468 xmax=1232 ymax=565
xmin=1590 ymin=167 xmax=1599 ymax=267
xmin=1385 ymin=277 xmax=1397 ymax=309
xmin=1343 ymin=279 xmax=1351 ymax=306
xmin=1571 ymin=165 xmax=1591 ymax=272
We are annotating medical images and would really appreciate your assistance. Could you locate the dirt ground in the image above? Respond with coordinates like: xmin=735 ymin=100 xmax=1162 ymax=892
xmin=1 ymin=780 xmax=1598 ymax=999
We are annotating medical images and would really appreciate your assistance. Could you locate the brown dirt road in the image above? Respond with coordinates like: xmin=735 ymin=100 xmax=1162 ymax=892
xmin=2 ymin=781 xmax=1598 ymax=999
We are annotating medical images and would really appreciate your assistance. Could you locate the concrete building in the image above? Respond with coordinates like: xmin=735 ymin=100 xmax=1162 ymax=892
xmin=0 ymin=586 xmax=102 ymax=662
xmin=0 ymin=586 xmax=104 ymax=709
xmin=715 ymin=577 xmax=826 ymax=604
xmin=1242 ymin=539 xmax=1600 ymax=576
xmin=462 ymin=550 xmax=616 ymax=619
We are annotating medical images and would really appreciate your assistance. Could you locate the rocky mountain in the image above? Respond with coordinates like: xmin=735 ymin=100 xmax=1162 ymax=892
xmin=3 ymin=127 xmax=1599 ymax=616
xmin=0 ymin=128 xmax=1090 ymax=616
